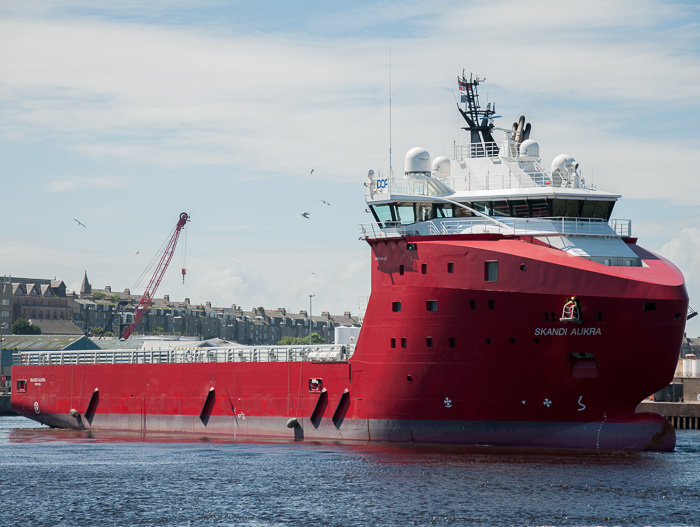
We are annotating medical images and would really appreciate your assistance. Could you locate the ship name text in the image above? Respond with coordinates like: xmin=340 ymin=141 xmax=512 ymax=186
xmin=534 ymin=327 xmax=601 ymax=337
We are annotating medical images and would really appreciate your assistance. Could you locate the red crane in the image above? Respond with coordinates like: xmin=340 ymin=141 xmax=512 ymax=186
xmin=121 ymin=212 xmax=189 ymax=339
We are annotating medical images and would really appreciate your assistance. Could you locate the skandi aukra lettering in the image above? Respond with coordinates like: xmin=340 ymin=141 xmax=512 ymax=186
xmin=534 ymin=327 xmax=602 ymax=336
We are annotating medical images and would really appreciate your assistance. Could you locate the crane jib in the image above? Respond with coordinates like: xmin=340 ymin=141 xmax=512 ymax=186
xmin=121 ymin=212 xmax=189 ymax=340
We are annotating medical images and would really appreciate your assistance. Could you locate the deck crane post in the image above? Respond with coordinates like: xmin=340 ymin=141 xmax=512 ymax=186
xmin=121 ymin=212 xmax=189 ymax=339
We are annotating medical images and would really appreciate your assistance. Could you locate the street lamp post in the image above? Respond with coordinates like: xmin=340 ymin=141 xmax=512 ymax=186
xmin=309 ymin=294 xmax=315 ymax=345
xmin=0 ymin=322 xmax=7 ymax=387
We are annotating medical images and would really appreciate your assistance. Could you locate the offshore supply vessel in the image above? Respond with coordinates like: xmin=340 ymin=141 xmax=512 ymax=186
xmin=11 ymin=73 xmax=689 ymax=450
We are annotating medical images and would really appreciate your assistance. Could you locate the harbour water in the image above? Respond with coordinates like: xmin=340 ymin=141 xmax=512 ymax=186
xmin=1 ymin=415 xmax=698 ymax=526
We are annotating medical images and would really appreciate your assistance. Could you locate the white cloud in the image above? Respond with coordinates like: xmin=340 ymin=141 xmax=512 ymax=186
xmin=1 ymin=0 xmax=699 ymax=324
xmin=662 ymin=228 xmax=700 ymax=336
xmin=663 ymin=228 xmax=700 ymax=288
xmin=45 ymin=174 xmax=131 ymax=192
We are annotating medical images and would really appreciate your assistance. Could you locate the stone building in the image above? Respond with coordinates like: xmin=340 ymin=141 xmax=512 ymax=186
xmin=1 ymin=276 xmax=81 ymax=335
xmin=0 ymin=274 xmax=361 ymax=343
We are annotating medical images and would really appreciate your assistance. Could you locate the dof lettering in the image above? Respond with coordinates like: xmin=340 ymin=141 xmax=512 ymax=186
xmin=376 ymin=179 xmax=388 ymax=189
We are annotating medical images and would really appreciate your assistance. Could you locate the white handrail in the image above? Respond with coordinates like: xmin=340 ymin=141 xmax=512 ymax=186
xmin=360 ymin=217 xmax=631 ymax=240
xmin=13 ymin=344 xmax=356 ymax=366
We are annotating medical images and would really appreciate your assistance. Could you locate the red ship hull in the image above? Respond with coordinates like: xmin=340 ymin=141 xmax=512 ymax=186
xmin=11 ymin=234 xmax=687 ymax=450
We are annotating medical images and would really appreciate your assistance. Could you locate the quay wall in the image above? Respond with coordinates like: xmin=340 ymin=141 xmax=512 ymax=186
xmin=0 ymin=394 xmax=14 ymax=416
xmin=637 ymin=401 xmax=700 ymax=430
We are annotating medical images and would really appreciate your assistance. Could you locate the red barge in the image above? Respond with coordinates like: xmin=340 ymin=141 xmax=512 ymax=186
xmin=11 ymin=74 xmax=688 ymax=450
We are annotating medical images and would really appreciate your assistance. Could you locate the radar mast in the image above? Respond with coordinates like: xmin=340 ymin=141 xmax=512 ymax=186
xmin=457 ymin=72 xmax=499 ymax=156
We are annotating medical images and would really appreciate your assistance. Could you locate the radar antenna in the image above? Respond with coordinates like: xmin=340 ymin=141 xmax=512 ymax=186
xmin=457 ymin=72 xmax=499 ymax=156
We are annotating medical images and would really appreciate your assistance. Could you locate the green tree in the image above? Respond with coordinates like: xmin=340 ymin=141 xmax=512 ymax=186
xmin=152 ymin=326 xmax=164 ymax=335
xmin=278 ymin=333 xmax=325 ymax=345
xmin=93 ymin=291 xmax=105 ymax=300
xmin=12 ymin=318 xmax=41 ymax=335
xmin=90 ymin=326 xmax=114 ymax=337
xmin=309 ymin=332 xmax=325 ymax=344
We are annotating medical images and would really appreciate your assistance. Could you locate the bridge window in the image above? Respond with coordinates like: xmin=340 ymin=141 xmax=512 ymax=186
xmin=492 ymin=201 xmax=510 ymax=217
xmin=552 ymin=199 xmax=582 ymax=218
xmin=470 ymin=202 xmax=490 ymax=215
xmin=581 ymin=200 xmax=615 ymax=220
xmin=511 ymin=201 xmax=529 ymax=217
xmin=530 ymin=199 xmax=551 ymax=217
xmin=435 ymin=204 xmax=453 ymax=218
xmin=371 ymin=204 xmax=394 ymax=225
xmin=395 ymin=203 xmax=416 ymax=225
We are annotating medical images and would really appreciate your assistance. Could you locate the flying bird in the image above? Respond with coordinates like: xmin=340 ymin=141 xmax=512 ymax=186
xmin=320 ymin=200 xmax=331 ymax=206
xmin=311 ymin=169 xmax=314 ymax=175
xmin=301 ymin=211 xmax=310 ymax=219
xmin=73 ymin=218 xmax=87 ymax=228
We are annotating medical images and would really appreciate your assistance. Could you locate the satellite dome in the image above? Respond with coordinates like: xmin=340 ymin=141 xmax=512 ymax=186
xmin=404 ymin=147 xmax=431 ymax=174
xmin=519 ymin=139 xmax=539 ymax=160
xmin=431 ymin=156 xmax=451 ymax=177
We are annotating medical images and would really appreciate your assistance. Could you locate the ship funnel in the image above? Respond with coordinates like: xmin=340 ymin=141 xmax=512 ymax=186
xmin=404 ymin=147 xmax=431 ymax=175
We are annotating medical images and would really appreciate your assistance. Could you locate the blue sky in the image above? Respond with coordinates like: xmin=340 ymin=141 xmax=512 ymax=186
xmin=1 ymin=0 xmax=700 ymax=336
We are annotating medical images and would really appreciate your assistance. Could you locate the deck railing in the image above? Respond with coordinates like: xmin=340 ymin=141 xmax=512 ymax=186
xmin=361 ymin=217 xmax=630 ymax=240
xmin=13 ymin=344 xmax=355 ymax=366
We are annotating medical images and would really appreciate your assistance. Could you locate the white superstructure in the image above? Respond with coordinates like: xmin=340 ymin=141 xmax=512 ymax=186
xmin=362 ymin=73 xmax=640 ymax=267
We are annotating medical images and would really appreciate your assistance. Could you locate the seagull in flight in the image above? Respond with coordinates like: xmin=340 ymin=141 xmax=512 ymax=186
xmin=320 ymin=200 xmax=331 ymax=206
xmin=311 ymin=169 xmax=314 ymax=175
xmin=301 ymin=211 xmax=310 ymax=219
xmin=73 ymin=218 xmax=87 ymax=228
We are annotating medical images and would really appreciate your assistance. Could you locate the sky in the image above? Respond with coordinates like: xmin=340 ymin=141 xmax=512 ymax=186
xmin=1 ymin=0 xmax=699 ymax=336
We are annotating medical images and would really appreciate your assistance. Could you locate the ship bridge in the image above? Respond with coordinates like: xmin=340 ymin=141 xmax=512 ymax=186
xmin=364 ymin=130 xmax=640 ymax=266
